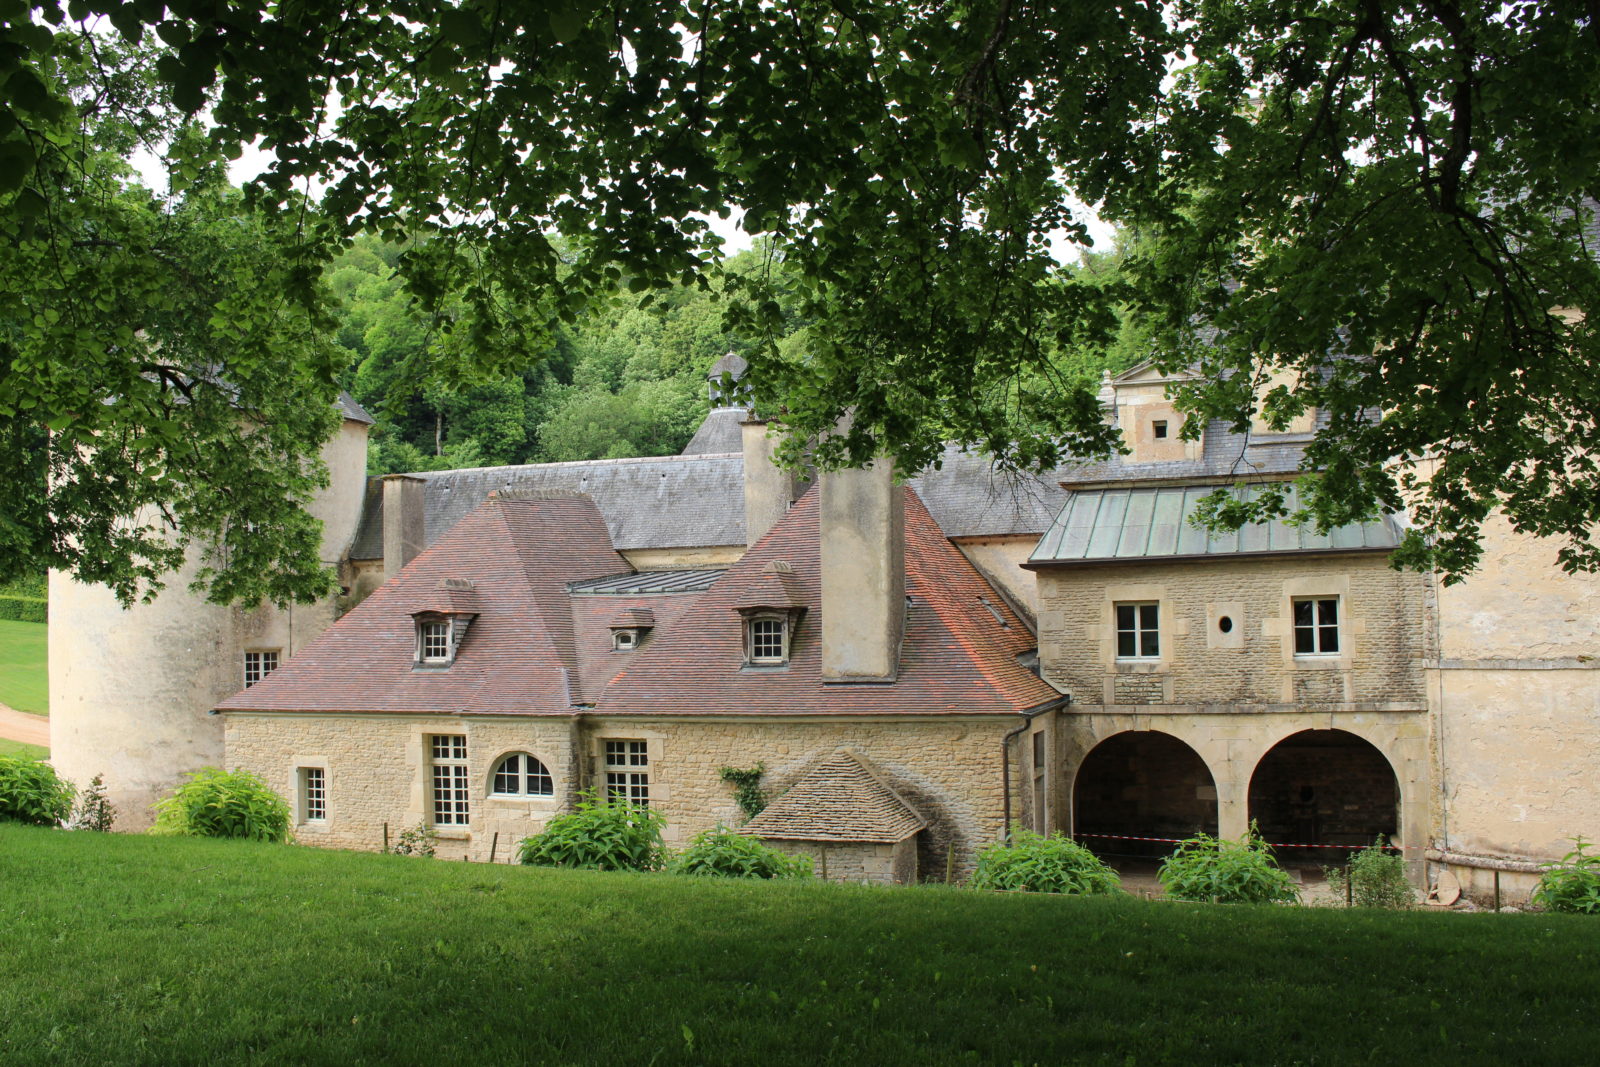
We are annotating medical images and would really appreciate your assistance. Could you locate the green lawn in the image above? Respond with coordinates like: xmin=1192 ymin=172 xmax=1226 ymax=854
xmin=1 ymin=826 xmax=1596 ymax=1065
xmin=0 ymin=619 xmax=47 ymax=714
xmin=0 ymin=739 xmax=47 ymax=759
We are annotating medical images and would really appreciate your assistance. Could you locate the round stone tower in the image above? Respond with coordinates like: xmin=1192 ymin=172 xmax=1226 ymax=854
xmin=48 ymin=403 xmax=372 ymax=828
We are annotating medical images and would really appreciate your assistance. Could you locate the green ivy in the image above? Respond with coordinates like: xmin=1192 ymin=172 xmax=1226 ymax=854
xmin=718 ymin=764 xmax=767 ymax=822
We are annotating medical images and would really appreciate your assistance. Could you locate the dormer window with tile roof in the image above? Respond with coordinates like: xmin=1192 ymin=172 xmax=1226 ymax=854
xmin=730 ymin=560 xmax=807 ymax=668
xmin=411 ymin=578 xmax=478 ymax=668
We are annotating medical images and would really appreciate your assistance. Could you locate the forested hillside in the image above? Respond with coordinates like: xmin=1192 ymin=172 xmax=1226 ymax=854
xmin=328 ymin=237 xmax=811 ymax=474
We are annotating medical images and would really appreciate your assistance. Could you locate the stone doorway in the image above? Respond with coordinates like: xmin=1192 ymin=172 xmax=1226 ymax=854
xmin=1247 ymin=729 xmax=1399 ymax=861
xmin=1071 ymin=731 xmax=1218 ymax=859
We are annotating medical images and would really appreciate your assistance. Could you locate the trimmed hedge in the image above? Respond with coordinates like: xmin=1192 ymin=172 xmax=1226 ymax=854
xmin=0 ymin=596 xmax=46 ymax=623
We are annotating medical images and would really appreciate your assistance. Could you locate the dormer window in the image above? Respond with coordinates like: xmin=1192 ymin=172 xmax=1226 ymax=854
xmin=418 ymin=619 xmax=453 ymax=664
xmin=730 ymin=559 xmax=808 ymax=669
xmin=608 ymin=607 xmax=655 ymax=652
xmin=748 ymin=615 xmax=789 ymax=665
xmin=613 ymin=630 xmax=638 ymax=651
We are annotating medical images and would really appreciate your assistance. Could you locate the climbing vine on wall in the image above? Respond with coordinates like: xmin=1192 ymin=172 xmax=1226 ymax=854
xmin=719 ymin=765 xmax=767 ymax=822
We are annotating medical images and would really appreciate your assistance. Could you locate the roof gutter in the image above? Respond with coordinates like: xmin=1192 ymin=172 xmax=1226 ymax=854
xmin=1000 ymin=693 xmax=1073 ymax=833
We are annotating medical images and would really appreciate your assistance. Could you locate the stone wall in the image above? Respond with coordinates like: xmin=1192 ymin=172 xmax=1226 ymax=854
xmin=1035 ymin=553 xmax=1428 ymax=708
xmin=224 ymin=712 xmax=1018 ymax=876
xmin=768 ymin=838 xmax=918 ymax=885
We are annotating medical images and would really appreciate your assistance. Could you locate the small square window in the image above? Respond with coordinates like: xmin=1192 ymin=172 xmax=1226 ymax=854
xmin=243 ymin=650 xmax=280 ymax=687
xmin=299 ymin=767 xmax=326 ymax=823
xmin=1152 ymin=420 xmax=1169 ymax=439
xmin=1292 ymin=597 xmax=1340 ymax=655
xmin=613 ymin=630 xmax=637 ymax=651
xmin=1115 ymin=602 xmax=1160 ymax=659
xmin=419 ymin=620 xmax=451 ymax=664
xmin=748 ymin=617 xmax=788 ymax=665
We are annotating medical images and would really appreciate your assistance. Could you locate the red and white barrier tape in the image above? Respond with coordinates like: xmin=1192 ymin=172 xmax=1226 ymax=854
xmin=1074 ymin=831 xmax=1414 ymax=851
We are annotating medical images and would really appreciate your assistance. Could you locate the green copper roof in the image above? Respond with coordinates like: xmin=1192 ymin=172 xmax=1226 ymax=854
xmin=1028 ymin=485 xmax=1404 ymax=565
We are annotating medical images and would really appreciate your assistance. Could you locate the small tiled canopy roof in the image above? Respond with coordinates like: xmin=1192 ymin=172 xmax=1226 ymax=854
xmin=739 ymin=750 xmax=925 ymax=844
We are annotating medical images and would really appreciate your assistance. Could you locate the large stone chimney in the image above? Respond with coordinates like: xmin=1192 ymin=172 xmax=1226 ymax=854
xmin=382 ymin=474 xmax=426 ymax=578
xmin=741 ymin=417 xmax=807 ymax=547
xmin=820 ymin=460 xmax=904 ymax=683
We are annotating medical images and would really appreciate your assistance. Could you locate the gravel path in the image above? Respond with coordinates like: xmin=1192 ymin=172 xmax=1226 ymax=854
xmin=0 ymin=704 xmax=49 ymax=747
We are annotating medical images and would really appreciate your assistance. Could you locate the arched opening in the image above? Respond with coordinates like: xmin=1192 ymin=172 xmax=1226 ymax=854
xmin=1072 ymin=732 xmax=1218 ymax=859
xmin=1247 ymin=730 xmax=1399 ymax=861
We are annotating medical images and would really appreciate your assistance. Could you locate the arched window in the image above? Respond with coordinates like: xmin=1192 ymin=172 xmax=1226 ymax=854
xmin=491 ymin=753 xmax=554 ymax=798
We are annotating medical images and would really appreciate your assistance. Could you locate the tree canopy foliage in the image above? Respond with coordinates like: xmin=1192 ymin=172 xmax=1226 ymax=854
xmin=4 ymin=0 xmax=1598 ymax=595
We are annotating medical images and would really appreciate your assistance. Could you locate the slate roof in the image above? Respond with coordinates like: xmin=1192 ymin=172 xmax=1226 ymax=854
xmin=680 ymin=405 xmax=748 ymax=455
xmin=739 ymin=750 xmax=926 ymax=843
xmin=219 ymin=494 xmax=629 ymax=715
xmin=1029 ymin=484 xmax=1404 ymax=566
xmin=338 ymin=392 xmax=375 ymax=424
xmin=598 ymin=486 xmax=1059 ymax=717
xmin=349 ymin=452 xmax=748 ymax=559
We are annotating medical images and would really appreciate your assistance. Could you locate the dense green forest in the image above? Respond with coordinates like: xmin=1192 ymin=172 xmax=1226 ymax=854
xmin=330 ymin=233 xmax=1146 ymax=477
xmin=329 ymin=237 xmax=812 ymax=475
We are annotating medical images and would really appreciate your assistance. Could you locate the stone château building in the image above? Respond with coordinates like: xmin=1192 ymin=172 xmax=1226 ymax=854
xmin=49 ymin=357 xmax=1600 ymax=897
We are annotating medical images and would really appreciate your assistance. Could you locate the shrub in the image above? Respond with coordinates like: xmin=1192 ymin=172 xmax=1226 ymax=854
xmin=1325 ymin=839 xmax=1412 ymax=908
xmin=70 ymin=773 xmax=117 ymax=832
xmin=669 ymin=827 xmax=812 ymax=879
xmin=388 ymin=822 xmax=439 ymax=858
xmin=151 ymin=767 xmax=291 ymax=842
xmin=0 ymin=596 xmax=46 ymax=622
xmin=1158 ymin=828 xmax=1300 ymax=905
xmin=970 ymin=828 xmax=1122 ymax=895
xmin=518 ymin=793 xmax=665 ymax=871
xmin=0 ymin=755 xmax=74 ymax=826
xmin=1533 ymin=837 xmax=1600 ymax=914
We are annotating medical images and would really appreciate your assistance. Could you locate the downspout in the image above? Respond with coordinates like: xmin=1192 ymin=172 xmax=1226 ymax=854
xmin=1000 ymin=694 xmax=1073 ymax=834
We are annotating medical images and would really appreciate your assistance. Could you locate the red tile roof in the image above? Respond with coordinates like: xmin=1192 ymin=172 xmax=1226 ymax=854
xmin=217 ymin=493 xmax=629 ymax=715
xmin=598 ymin=487 xmax=1058 ymax=717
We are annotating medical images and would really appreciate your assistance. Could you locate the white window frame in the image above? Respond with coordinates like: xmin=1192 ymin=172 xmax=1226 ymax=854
xmin=603 ymin=739 xmax=650 ymax=806
xmin=243 ymin=649 xmax=280 ymax=687
xmin=429 ymin=734 xmax=470 ymax=826
xmin=418 ymin=619 xmax=452 ymax=665
xmin=1292 ymin=596 xmax=1341 ymax=656
xmin=490 ymin=753 xmax=555 ymax=798
xmin=746 ymin=615 xmax=789 ymax=665
xmin=1114 ymin=601 xmax=1161 ymax=660
xmin=298 ymin=766 xmax=327 ymax=823
xmin=613 ymin=629 xmax=638 ymax=652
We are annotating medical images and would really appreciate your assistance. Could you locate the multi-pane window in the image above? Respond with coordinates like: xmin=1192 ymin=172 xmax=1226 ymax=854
xmin=749 ymin=618 xmax=786 ymax=664
xmin=430 ymin=734 xmax=470 ymax=826
xmin=243 ymin=650 xmax=280 ymax=687
xmin=300 ymin=766 xmax=326 ymax=822
xmin=419 ymin=621 xmax=451 ymax=663
xmin=1293 ymin=597 xmax=1341 ymax=655
xmin=491 ymin=753 xmax=554 ymax=797
xmin=604 ymin=739 xmax=649 ymax=806
xmin=1115 ymin=603 xmax=1160 ymax=659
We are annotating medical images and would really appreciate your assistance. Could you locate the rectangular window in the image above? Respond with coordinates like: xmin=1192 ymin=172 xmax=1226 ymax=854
xmin=300 ymin=767 xmax=326 ymax=823
xmin=1115 ymin=603 xmax=1160 ymax=659
xmin=1152 ymin=420 xmax=1169 ymax=439
xmin=243 ymin=650 xmax=280 ymax=687
xmin=604 ymin=739 xmax=649 ymax=806
xmin=749 ymin=618 xmax=786 ymax=663
xmin=1031 ymin=731 xmax=1047 ymax=833
xmin=1293 ymin=597 xmax=1340 ymax=655
xmin=420 ymin=621 xmax=451 ymax=663
xmin=429 ymin=734 xmax=470 ymax=826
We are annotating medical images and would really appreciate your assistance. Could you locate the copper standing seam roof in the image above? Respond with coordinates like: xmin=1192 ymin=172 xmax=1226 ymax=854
xmin=1028 ymin=484 xmax=1405 ymax=566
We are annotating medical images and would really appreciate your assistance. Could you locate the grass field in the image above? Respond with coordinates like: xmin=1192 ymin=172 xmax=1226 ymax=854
xmin=1 ymin=825 xmax=1596 ymax=1065
xmin=0 ymin=739 xmax=47 ymax=759
xmin=0 ymin=619 xmax=47 ymax=714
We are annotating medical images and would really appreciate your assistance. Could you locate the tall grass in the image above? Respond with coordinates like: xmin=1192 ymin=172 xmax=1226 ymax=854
xmin=2 ymin=825 xmax=1598 ymax=1065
